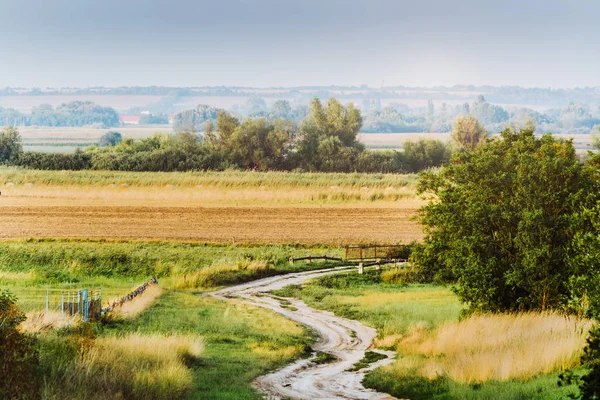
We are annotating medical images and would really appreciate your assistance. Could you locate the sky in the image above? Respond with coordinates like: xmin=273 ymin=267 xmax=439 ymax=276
xmin=0 ymin=0 xmax=599 ymax=89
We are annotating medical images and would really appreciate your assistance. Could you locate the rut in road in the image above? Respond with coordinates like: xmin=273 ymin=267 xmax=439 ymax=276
xmin=210 ymin=267 xmax=398 ymax=400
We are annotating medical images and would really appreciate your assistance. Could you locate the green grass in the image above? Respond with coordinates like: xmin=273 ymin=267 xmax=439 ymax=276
xmin=364 ymin=370 xmax=582 ymax=400
xmin=0 ymin=167 xmax=418 ymax=188
xmin=272 ymin=270 xmax=463 ymax=338
xmin=273 ymin=269 xmax=582 ymax=399
xmin=103 ymin=290 xmax=313 ymax=399
xmin=347 ymin=351 xmax=388 ymax=371
xmin=0 ymin=239 xmax=345 ymax=311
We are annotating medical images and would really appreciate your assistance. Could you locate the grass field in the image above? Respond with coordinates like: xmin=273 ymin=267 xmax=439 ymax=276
xmin=2 ymin=239 xmax=325 ymax=399
xmin=0 ymin=239 xmax=345 ymax=311
xmin=35 ymin=290 xmax=312 ymax=400
xmin=0 ymin=168 xmax=423 ymax=244
xmin=273 ymin=270 xmax=586 ymax=399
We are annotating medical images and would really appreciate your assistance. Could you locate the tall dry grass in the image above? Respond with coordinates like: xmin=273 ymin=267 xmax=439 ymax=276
xmin=173 ymin=260 xmax=274 ymax=289
xmin=381 ymin=312 xmax=592 ymax=383
xmin=44 ymin=333 xmax=204 ymax=400
xmin=21 ymin=311 xmax=80 ymax=333
xmin=110 ymin=285 xmax=163 ymax=319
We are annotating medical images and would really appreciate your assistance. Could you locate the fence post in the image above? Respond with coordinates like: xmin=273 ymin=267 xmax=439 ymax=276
xmin=82 ymin=289 xmax=89 ymax=322
xmin=358 ymin=263 xmax=364 ymax=274
xmin=289 ymin=256 xmax=294 ymax=265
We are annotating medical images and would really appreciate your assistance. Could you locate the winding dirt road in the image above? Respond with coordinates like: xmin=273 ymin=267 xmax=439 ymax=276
xmin=210 ymin=267 xmax=398 ymax=400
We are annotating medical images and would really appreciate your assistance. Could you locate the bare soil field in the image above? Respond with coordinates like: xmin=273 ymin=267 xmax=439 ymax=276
xmin=0 ymin=205 xmax=421 ymax=244
xmin=0 ymin=168 xmax=422 ymax=244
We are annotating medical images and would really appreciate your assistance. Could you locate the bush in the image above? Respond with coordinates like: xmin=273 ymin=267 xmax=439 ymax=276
xmin=0 ymin=290 xmax=40 ymax=399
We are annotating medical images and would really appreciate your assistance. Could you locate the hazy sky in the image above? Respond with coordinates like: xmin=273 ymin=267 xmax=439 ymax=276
xmin=0 ymin=0 xmax=599 ymax=88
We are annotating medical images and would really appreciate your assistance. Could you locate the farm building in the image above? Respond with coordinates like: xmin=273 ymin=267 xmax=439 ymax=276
xmin=120 ymin=115 xmax=141 ymax=125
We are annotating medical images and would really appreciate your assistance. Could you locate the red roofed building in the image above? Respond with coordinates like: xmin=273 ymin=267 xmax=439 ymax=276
xmin=120 ymin=116 xmax=141 ymax=125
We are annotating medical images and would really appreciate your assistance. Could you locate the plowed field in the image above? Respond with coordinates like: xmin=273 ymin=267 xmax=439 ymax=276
xmin=0 ymin=205 xmax=421 ymax=244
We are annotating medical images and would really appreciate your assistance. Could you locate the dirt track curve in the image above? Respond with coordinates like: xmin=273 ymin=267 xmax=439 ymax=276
xmin=210 ymin=267 xmax=398 ymax=400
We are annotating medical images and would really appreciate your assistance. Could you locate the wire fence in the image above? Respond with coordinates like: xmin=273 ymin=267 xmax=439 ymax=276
xmin=39 ymin=277 xmax=159 ymax=322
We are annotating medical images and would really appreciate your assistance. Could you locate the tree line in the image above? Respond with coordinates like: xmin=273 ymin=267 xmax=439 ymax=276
xmin=0 ymin=98 xmax=457 ymax=174
xmin=0 ymin=101 xmax=120 ymax=128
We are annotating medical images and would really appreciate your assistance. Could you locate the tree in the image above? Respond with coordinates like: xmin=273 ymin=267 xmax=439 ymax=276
xmin=172 ymin=104 xmax=221 ymax=133
xmin=270 ymin=100 xmax=292 ymax=119
xmin=0 ymin=290 xmax=40 ymax=399
xmin=414 ymin=128 xmax=600 ymax=313
xmin=0 ymin=126 xmax=23 ymax=164
xmin=296 ymin=98 xmax=363 ymax=170
xmin=98 ymin=131 xmax=123 ymax=147
xmin=403 ymin=139 xmax=451 ymax=172
xmin=450 ymin=115 xmax=488 ymax=151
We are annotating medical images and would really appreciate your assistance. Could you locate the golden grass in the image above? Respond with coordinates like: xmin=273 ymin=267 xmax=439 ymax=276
xmin=0 ymin=270 xmax=37 ymax=283
xmin=20 ymin=311 xmax=80 ymax=332
xmin=76 ymin=333 xmax=203 ymax=400
xmin=380 ymin=312 xmax=593 ymax=384
xmin=111 ymin=285 xmax=163 ymax=319
xmin=248 ymin=342 xmax=305 ymax=362
xmin=173 ymin=261 xmax=273 ymax=289
xmin=0 ymin=184 xmax=419 ymax=208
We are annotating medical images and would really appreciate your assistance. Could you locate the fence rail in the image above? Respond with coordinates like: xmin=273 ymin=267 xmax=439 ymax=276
xmin=345 ymin=245 xmax=411 ymax=261
xmin=289 ymin=255 xmax=344 ymax=264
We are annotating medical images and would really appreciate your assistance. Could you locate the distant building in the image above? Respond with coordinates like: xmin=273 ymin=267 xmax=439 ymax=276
xmin=120 ymin=116 xmax=141 ymax=125
xmin=168 ymin=114 xmax=175 ymax=124
xmin=140 ymin=110 xmax=150 ymax=115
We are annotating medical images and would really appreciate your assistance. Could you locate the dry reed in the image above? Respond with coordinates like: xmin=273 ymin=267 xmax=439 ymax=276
xmin=381 ymin=312 xmax=592 ymax=383
xmin=111 ymin=285 xmax=163 ymax=319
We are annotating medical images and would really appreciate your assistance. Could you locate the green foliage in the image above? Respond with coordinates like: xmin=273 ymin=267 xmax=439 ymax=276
xmin=415 ymin=128 xmax=600 ymax=313
xmin=451 ymin=115 xmax=488 ymax=151
xmin=296 ymin=98 xmax=364 ymax=171
xmin=0 ymin=126 xmax=23 ymax=165
xmin=0 ymin=290 xmax=40 ymax=400
xmin=30 ymin=101 xmax=119 ymax=128
xmin=139 ymin=113 xmax=168 ymax=125
xmin=403 ymin=139 xmax=452 ymax=172
xmin=172 ymin=104 xmax=221 ymax=133
xmin=19 ymin=149 xmax=92 ymax=170
xmin=98 ymin=131 xmax=122 ymax=147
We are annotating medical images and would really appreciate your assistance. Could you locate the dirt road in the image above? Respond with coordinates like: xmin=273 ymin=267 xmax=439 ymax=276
xmin=210 ymin=267 xmax=397 ymax=400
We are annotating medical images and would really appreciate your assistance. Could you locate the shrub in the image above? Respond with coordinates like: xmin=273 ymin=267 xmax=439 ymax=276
xmin=0 ymin=290 xmax=40 ymax=399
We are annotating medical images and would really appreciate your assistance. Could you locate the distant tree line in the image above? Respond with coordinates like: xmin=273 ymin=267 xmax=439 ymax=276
xmin=170 ymin=95 xmax=600 ymax=135
xmin=4 ymin=85 xmax=600 ymax=108
xmin=0 ymin=99 xmax=454 ymax=173
xmin=0 ymin=101 xmax=121 ymax=128
xmin=361 ymin=95 xmax=600 ymax=135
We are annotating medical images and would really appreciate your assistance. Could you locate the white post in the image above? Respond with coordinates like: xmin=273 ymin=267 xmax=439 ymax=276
xmin=358 ymin=263 xmax=364 ymax=274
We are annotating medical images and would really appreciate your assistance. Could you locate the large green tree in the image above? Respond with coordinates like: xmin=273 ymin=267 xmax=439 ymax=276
xmin=415 ymin=128 xmax=600 ymax=313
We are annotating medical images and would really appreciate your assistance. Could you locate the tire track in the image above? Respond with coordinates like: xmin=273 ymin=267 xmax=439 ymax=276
xmin=210 ymin=267 xmax=397 ymax=400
